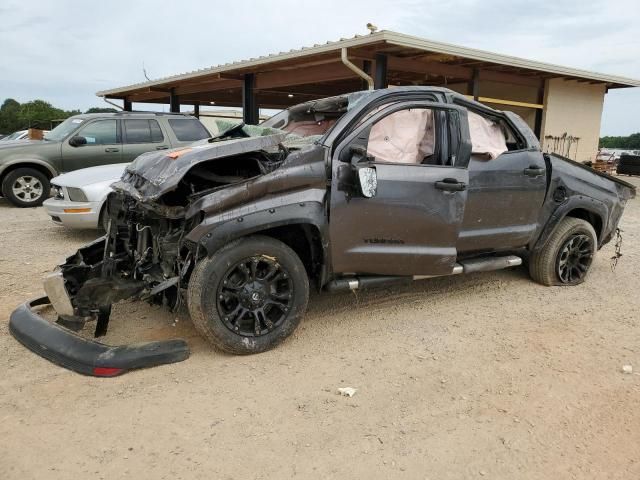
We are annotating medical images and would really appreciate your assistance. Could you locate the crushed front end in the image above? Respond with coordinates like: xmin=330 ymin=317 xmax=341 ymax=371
xmin=9 ymin=95 xmax=353 ymax=375
xmin=10 ymin=134 xmax=312 ymax=375
xmin=9 ymin=193 xmax=196 ymax=376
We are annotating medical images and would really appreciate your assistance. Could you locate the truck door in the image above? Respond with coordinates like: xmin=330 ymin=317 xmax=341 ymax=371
xmin=329 ymin=101 xmax=472 ymax=276
xmin=60 ymin=118 xmax=122 ymax=172
xmin=121 ymin=119 xmax=169 ymax=162
xmin=456 ymin=108 xmax=547 ymax=252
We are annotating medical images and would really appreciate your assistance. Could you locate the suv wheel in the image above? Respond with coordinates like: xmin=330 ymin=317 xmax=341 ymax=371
xmin=529 ymin=217 xmax=597 ymax=286
xmin=2 ymin=168 xmax=50 ymax=207
xmin=187 ymin=235 xmax=310 ymax=354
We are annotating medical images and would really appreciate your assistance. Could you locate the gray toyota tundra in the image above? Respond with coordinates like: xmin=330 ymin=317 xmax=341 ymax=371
xmin=10 ymin=87 xmax=636 ymax=376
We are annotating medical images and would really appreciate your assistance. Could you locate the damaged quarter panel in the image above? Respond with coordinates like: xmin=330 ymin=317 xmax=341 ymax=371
xmin=531 ymin=154 xmax=636 ymax=250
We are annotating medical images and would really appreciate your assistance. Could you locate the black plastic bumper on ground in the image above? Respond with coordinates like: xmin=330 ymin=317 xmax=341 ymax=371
xmin=9 ymin=297 xmax=190 ymax=377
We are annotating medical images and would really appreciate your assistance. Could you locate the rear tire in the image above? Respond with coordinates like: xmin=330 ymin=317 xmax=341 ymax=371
xmin=187 ymin=235 xmax=309 ymax=354
xmin=1 ymin=167 xmax=50 ymax=207
xmin=529 ymin=217 xmax=597 ymax=286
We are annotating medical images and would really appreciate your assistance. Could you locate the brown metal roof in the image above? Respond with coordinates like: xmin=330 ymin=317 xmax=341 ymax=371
xmin=97 ymin=30 xmax=640 ymax=108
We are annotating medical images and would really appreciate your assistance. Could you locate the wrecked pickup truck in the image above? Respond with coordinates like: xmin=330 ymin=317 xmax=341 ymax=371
xmin=10 ymin=87 xmax=636 ymax=376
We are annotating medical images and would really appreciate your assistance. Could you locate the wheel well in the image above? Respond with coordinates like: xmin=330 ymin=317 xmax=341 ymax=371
xmin=565 ymin=208 xmax=603 ymax=240
xmin=254 ymin=224 xmax=325 ymax=284
xmin=0 ymin=163 xmax=54 ymax=187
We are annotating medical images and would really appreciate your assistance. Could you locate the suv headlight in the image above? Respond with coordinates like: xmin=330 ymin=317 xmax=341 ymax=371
xmin=52 ymin=185 xmax=64 ymax=200
xmin=66 ymin=187 xmax=88 ymax=202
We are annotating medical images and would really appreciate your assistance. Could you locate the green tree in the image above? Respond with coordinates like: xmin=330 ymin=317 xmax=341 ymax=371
xmin=0 ymin=98 xmax=83 ymax=133
xmin=0 ymin=98 xmax=21 ymax=133
xmin=17 ymin=100 xmax=66 ymax=129
xmin=84 ymin=107 xmax=118 ymax=114
xmin=600 ymin=133 xmax=640 ymax=149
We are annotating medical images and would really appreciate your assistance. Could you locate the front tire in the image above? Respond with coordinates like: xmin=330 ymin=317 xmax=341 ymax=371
xmin=529 ymin=217 xmax=597 ymax=286
xmin=1 ymin=168 xmax=50 ymax=207
xmin=187 ymin=235 xmax=309 ymax=354
xmin=98 ymin=203 xmax=110 ymax=232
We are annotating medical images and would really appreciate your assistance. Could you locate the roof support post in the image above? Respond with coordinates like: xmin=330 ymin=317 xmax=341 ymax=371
xmin=193 ymin=102 xmax=200 ymax=118
xmin=469 ymin=68 xmax=480 ymax=100
xmin=242 ymin=73 xmax=259 ymax=125
xmin=169 ymin=88 xmax=180 ymax=113
xmin=362 ymin=60 xmax=372 ymax=90
xmin=374 ymin=53 xmax=388 ymax=89
xmin=534 ymin=84 xmax=545 ymax=139
xmin=123 ymin=98 xmax=132 ymax=112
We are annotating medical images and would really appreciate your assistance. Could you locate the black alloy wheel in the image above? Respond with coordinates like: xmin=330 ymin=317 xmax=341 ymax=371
xmin=187 ymin=235 xmax=309 ymax=354
xmin=217 ymin=256 xmax=294 ymax=337
xmin=528 ymin=217 xmax=597 ymax=286
xmin=556 ymin=234 xmax=594 ymax=284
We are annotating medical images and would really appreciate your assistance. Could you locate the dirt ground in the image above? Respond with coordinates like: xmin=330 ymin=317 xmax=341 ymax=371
xmin=1 ymin=177 xmax=639 ymax=480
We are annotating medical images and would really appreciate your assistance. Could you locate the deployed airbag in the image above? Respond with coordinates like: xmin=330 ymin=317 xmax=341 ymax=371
xmin=468 ymin=111 xmax=508 ymax=160
xmin=367 ymin=109 xmax=434 ymax=164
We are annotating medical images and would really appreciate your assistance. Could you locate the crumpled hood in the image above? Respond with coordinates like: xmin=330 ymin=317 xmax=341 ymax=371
xmin=114 ymin=133 xmax=287 ymax=201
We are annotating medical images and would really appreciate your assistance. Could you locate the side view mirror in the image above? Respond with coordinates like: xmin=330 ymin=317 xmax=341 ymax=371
xmin=339 ymin=144 xmax=369 ymax=163
xmin=69 ymin=135 xmax=87 ymax=147
xmin=357 ymin=166 xmax=377 ymax=198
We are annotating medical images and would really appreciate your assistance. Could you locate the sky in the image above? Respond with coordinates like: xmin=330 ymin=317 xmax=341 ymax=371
xmin=1 ymin=0 xmax=639 ymax=136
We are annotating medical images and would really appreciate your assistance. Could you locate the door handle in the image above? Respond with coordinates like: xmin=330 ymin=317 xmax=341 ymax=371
xmin=434 ymin=178 xmax=466 ymax=192
xmin=524 ymin=166 xmax=544 ymax=177
xmin=155 ymin=145 xmax=169 ymax=150
xmin=104 ymin=147 xmax=119 ymax=153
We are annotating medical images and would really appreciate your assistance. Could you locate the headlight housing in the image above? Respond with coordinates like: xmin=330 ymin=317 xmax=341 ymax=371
xmin=66 ymin=187 xmax=88 ymax=202
xmin=51 ymin=185 xmax=64 ymax=200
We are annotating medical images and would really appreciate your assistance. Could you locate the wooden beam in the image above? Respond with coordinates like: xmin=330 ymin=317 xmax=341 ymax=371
xmin=387 ymin=56 xmax=472 ymax=80
xmin=127 ymin=90 xmax=170 ymax=102
xmin=479 ymin=70 xmax=543 ymax=88
xmin=174 ymin=79 xmax=242 ymax=95
xmin=465 ymin=95 xmax=544 ymax=109
xmin=255 ymin=62 xmax=355 ymax=90
xmin=387 ymin=56 xmax=543 ymax=88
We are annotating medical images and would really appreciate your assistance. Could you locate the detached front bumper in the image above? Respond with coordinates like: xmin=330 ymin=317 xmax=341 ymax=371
xmin=9 ymin=297 xmax=190 ymax=377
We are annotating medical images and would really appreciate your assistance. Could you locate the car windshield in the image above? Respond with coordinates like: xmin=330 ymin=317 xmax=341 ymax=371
xmin=261 ymin=91 xmax=372 ymax=138
xmin=3 ymin=130 xmax=27 ymax=140
xmin=44 ymin=117 xmax=84 ymax=141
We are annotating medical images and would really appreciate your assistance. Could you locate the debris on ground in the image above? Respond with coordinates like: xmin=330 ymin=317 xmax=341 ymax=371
xmin=622 ymin=365 xmax=633 ymax=374
xmin=337 ymin=387 xmax=357 ymax=397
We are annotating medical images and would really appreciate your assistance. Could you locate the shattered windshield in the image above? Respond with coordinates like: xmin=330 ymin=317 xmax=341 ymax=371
xmin=261 ymin=91 xmax=373 ymax=139
xmin=204 ymin=91 xmax=375 ymax=148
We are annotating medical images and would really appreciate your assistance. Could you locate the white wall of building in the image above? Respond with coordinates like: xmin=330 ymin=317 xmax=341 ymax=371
xmin=540 ymin=79 xmax=606 ymax=162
